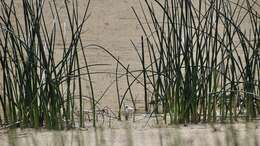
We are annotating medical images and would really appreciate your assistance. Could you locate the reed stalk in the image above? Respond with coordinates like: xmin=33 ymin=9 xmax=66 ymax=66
xmin=0 ymin=0 xmax=95 ymax=129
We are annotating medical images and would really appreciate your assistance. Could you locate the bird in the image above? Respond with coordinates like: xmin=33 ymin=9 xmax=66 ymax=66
xmin=124 ymin=104 xmax=135 ymax=121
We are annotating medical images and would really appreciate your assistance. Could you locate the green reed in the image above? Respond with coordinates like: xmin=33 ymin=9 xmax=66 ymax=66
xmin=0 ymin=0 xmax=96 ymax=129
xmin=132 ymin=0 xmax=260 ymax=124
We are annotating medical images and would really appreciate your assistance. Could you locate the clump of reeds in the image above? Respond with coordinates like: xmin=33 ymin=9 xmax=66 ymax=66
xmin=132 ymin=0 xmax=260 ymax=124
xmin=0 ymin=0 xmax=96 ymax=129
